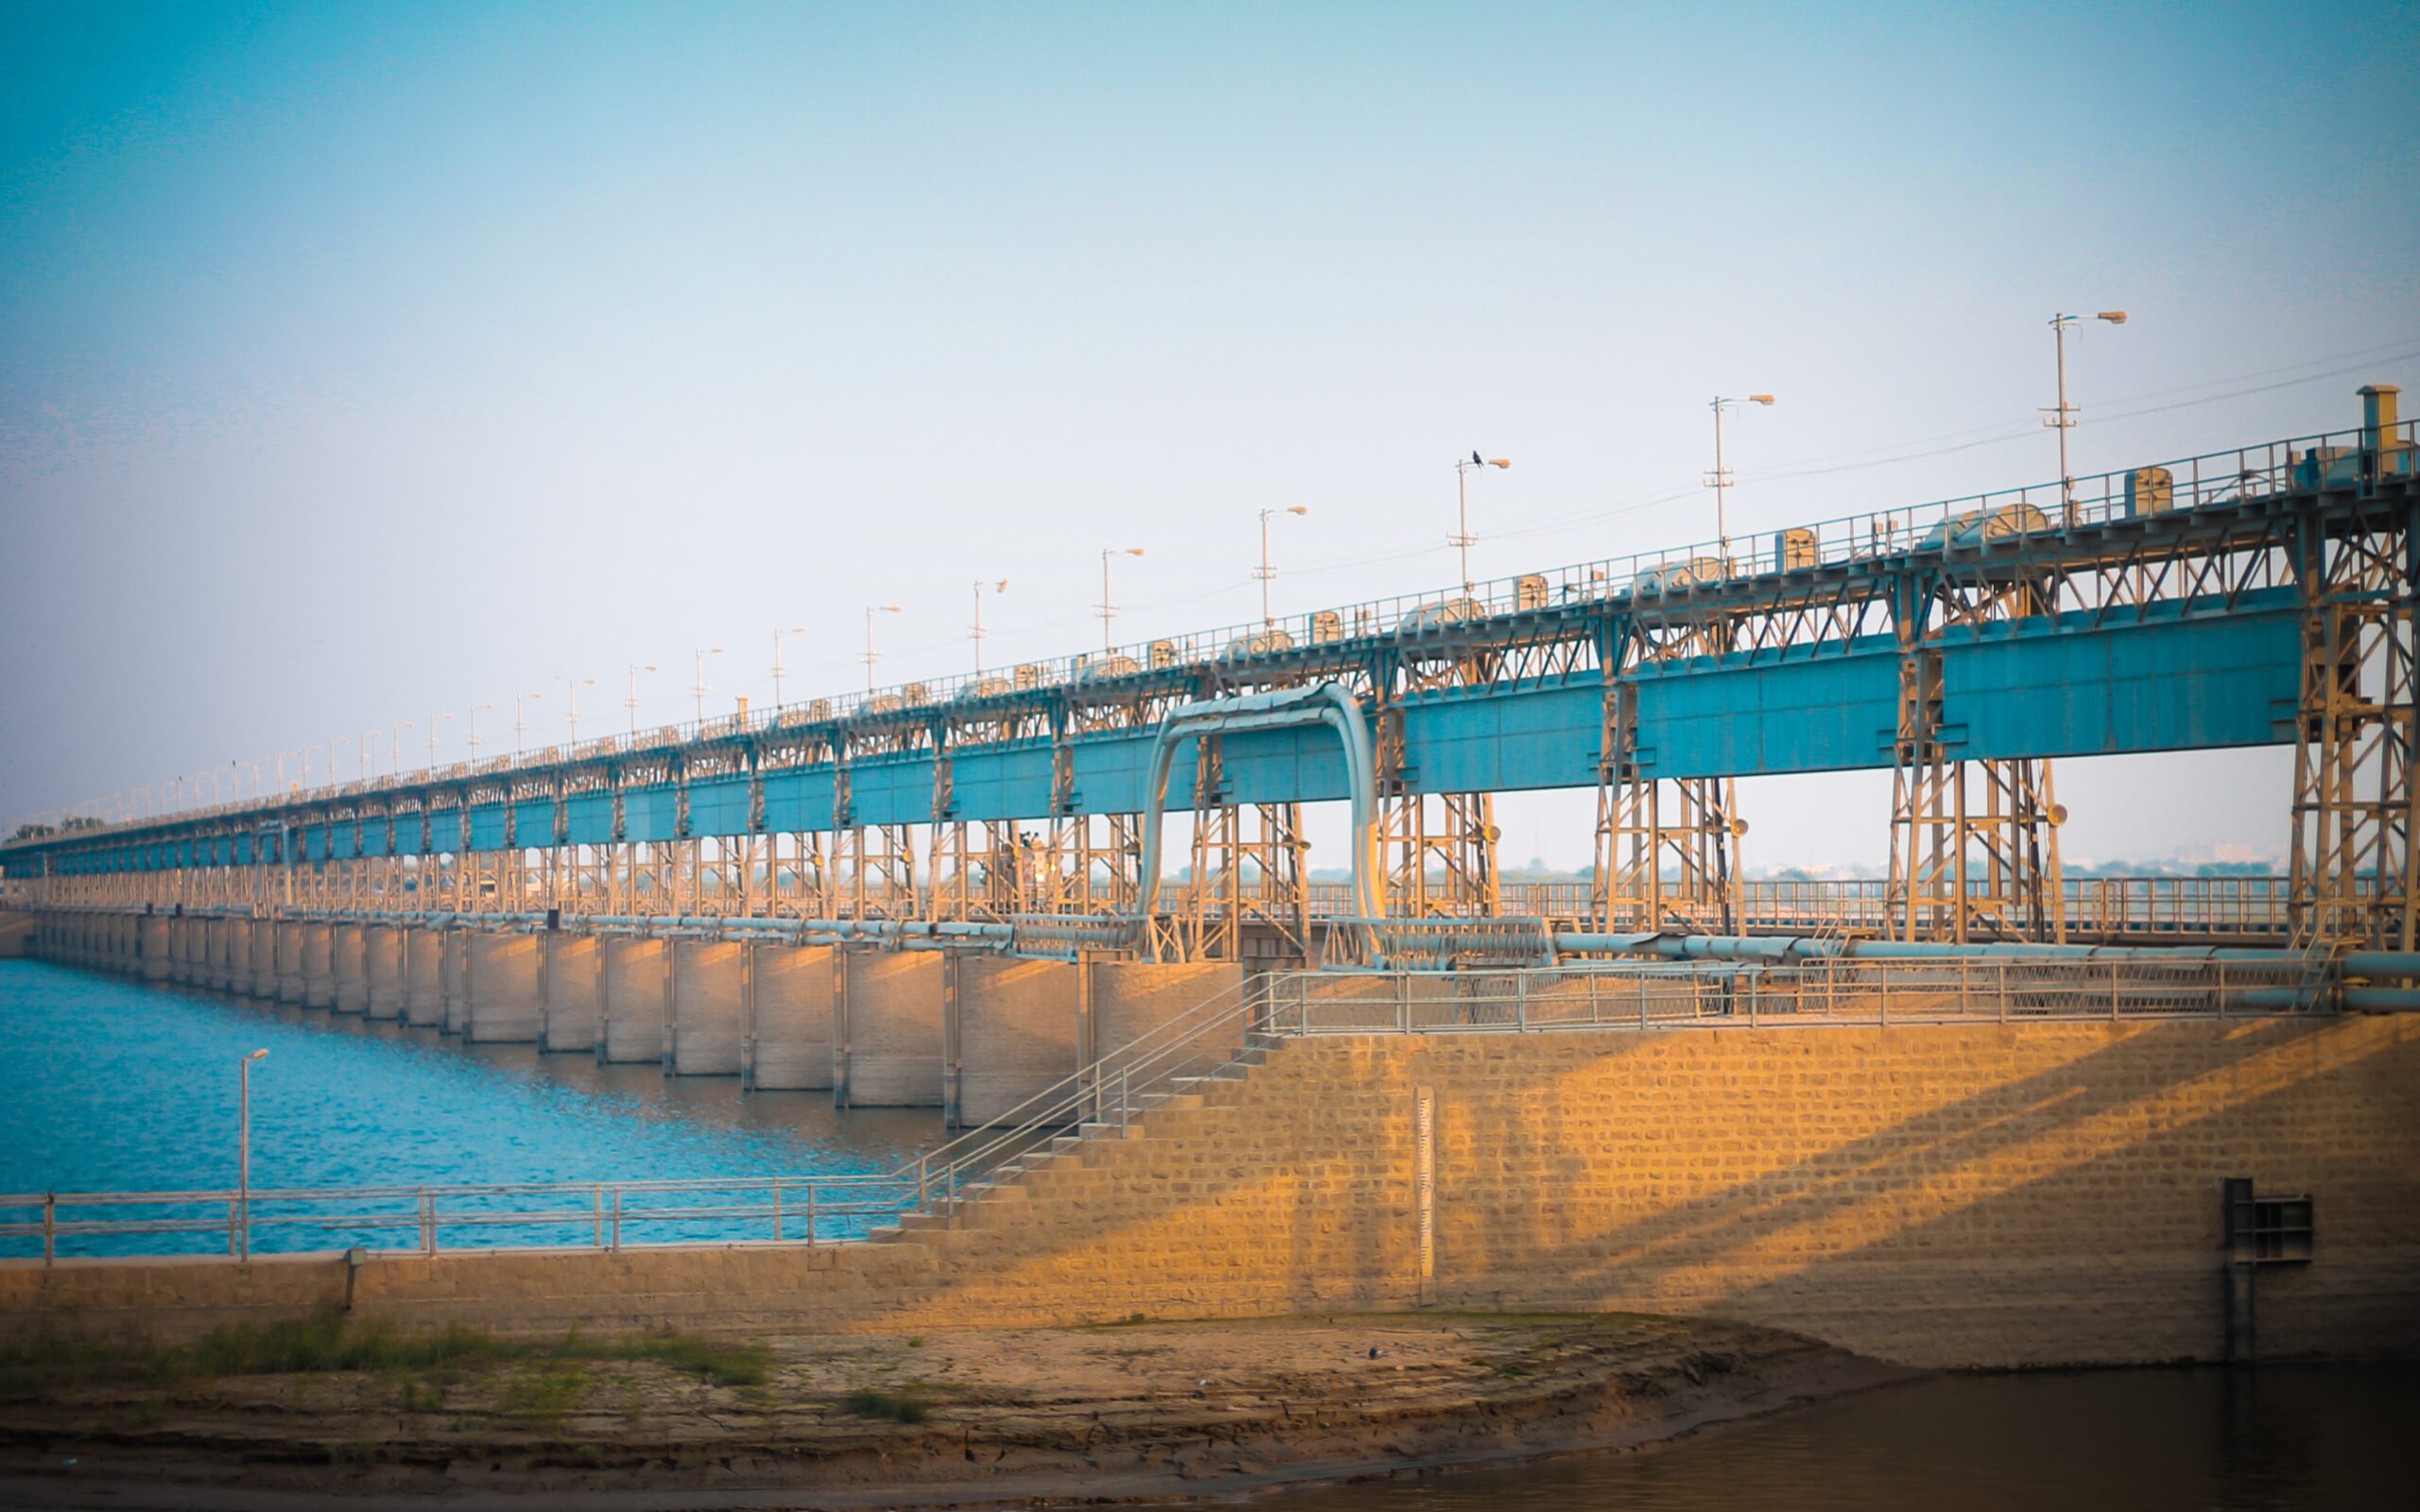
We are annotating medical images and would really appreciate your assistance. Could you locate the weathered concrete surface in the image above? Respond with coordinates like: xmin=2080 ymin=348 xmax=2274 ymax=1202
xmin=1092 ymin=960 xmax=1247 ymax=1087
xmin=465 ymin=933 xmax=542 ymax=1043
xmin=300 ymin=923 xmax=335 ymax=1009
xmin=670 ymin=939 xmax=744 ymax=1076
xmin=363 ymin=926 xmax=405 ymax=1020
xmin=403 ymin=928 xmax=446 ymax=1028
xmin=747 ymin=944 xmax=834 ymax=1091
xmin=600 ymin=936 xmax=667 ymax=1064
xmin=441 ymin=929 xmax=471 ymax=1035
xmin=539 ymin=934 xmax=600 ymax=1053
xmin=272 ymin=922 xmax=305 ymax=1005
xmin=959 ymin=956 xmax=1080 ymax=1127
xmin=331 ymin=924 xmax=370 ymax=1014
xmin=840 ymin=951 xmax=942 ymax=1107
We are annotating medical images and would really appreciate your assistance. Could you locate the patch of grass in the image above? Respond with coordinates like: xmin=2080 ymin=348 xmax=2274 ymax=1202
xmin=5 ymin=1311 xmax=769 ymax=1400
xmin=840 ymin=1387 xmax=931 ymax=1424
xmin=0 ymin=1337 xmax=187 ymax=1399
xmin=578 ymin=1332 xmax=769 ymax=1388
xmin=905 ymin=1335 xmax=925 ymax=1349
xmin=500 ymin=1362 xmax=589 ymax=1425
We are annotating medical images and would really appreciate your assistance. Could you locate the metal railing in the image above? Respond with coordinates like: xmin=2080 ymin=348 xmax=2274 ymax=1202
xmin=0 ymin=971 xmax=1272 ymax=1264
xmin=0 ymin=1174 xmax=923 ymax=1264
xmin=1263 ymin=956 xmax=2330 ymax=1036
xmin=1283 ymin=876 xmax=2291 ymax=936
xmin=18 ymin=417 xmax=2411 ymax=845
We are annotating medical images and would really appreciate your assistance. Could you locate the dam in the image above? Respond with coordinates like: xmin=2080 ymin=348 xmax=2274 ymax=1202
xmin=3 ymin=395 xmax=2417 ymax=1375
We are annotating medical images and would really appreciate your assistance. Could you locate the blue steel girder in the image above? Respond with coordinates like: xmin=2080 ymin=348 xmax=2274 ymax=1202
xmin=9 ymin=462 xmax=2411 ymax=878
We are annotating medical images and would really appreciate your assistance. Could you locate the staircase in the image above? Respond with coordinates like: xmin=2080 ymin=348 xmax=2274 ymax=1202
xmin=864 ymin=974 xmax=1280 ymax=1244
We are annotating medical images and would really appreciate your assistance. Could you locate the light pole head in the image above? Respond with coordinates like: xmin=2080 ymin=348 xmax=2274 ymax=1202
xmin=2097 ymin=311 xmax=2128 ymax=325
xmin=1124 ymin=547 xmax=1146 ymax=558
xmin=1749 ymin=394 xmax=1776 ymax=405
xmin=1288 ymin=505 xmax=1309 ymax=515
xmin=875 ymin=604 xmax=901 ymax=614
xmin=246 ymin=1049 xmax=268 ymax=1062
xmin=1488 ymin=457 xmax=1511 ymax=469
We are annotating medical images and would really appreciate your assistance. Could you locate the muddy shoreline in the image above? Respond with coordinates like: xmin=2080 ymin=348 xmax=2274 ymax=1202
xmin=0 ymin=1312 xmax=1917 ymax=1509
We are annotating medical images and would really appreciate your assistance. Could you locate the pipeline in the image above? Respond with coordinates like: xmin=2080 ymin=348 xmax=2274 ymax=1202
xmin=1133 ymin=682 xmax=1380 ymax=954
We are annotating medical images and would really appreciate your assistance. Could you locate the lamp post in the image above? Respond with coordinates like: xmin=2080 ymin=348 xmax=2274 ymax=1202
xmin=563 ymin=678 xmax=596 ymax=742
xmin=1707 ymin=395 xmax=1776 ymax=561
xmin=770 ymin=628 xmax=807 ymax=708
xmin=1256 ymin=507 xmax=1309 ymax=627
xmin=863 ymin=606 xmax=901 ymax=693
xmin=1098 ymin=548 xmax=1145 ymax=652
xmin=511 ymin=693 xmax=542 ymax=756
xmin=389 ymin=723 xmax=412 ymax=778
xmin=971 ymin=581 xmax=1008 ymax=674
xmin=2045 ymin=310 xmax=2129 ymax=512
xmin=466 ymin=701 xmax=495 ymax=761
xmin=360 ymin=734 xmax=378 ymax=783
xmin=426 ymin=712 xmax=451 ymax=772
xmin=1451 ymin=455 xmax=1511 ymax=595
xmin=236 ymin=1048 xmax=268 ymax=1262
xmin=625 ymin=666 xmax=657 ymax=738
xmin=691 ymin=649 xmax=723 ymax=725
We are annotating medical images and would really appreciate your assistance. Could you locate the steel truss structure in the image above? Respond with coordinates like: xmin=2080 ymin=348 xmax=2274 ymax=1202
xmin=10 ymin=399 xmax=2414 ymax=952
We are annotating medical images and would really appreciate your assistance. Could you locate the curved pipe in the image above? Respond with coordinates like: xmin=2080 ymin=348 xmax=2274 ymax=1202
xmin=1132 ymin=682 xmax=1379 ymax=956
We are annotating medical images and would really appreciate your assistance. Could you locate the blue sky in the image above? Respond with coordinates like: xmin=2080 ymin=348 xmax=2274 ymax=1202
xmin=3 ymin=1 xmax=2414 ymax=868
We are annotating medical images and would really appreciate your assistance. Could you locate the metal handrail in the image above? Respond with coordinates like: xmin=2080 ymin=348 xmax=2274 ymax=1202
xmin=17 ymin=417 xmax=2411 ymax=845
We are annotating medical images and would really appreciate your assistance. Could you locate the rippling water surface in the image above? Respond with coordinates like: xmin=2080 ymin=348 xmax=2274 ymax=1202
xmin=0 ymin=958 xmax=941 ymax=1256
xmin=1228 ymin=1364 xmax=2414 ymax=1511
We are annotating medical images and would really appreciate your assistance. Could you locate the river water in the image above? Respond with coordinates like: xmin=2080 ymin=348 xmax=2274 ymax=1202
xmin=1231 ymin=1363 xmax=2412 ymax=1511
xmin=0 ymin=958 xmax=941 ymax=1256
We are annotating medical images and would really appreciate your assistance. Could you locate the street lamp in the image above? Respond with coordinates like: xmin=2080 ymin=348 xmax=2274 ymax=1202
xmin=388 ymin=723 xmax=413 ymax=777
xmin=1256 ymin=507 xmax=1309 ymax=627
xmin=426 ymin=712 xmax=452 ymax=771
xmin=237 ymin=1048 xmax=268 ymax=1262
xmin=625 ymin=665 xmax=657 ymax=737
xmin=2045 ymin=310 xmax=2129 ymax=512
xmin=770 ymin=627 xmax=808 ymax=708
xmin=691 ymin=649 xmax=723 ymax=725
xmin=863 ymin=607 xmax=901 ymax=693
xmin=1707 ymin=395 xmax=1776 ymax=560
xmin=511 ymin=693 xmax=543 ymax=756
xmin=467 ymin=701 xmax=496 ymax=760
xmin=971 ymin=581 xmax=1009 ymax=674
xmin=1451 ymin=455 xmax=1511 ymax=594
xmin=1098 ymin=548 xmax=1146 ymax=652
xmin=563 ymin=678 xmax=596 ymax=742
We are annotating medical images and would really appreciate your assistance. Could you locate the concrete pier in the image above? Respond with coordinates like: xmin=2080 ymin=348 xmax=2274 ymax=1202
xmin=744 ymin=944 xmax=835 ymax=1091
xmin=300 ymin=922 xmax=335 ymax=1008
xmin=403 ymin=927 xmax=446 ymax=1027
xmin=363 ymin=925 xmax=405 ymax=1019
xmin=837 ymin=950 xmax=942 ymax=1108
xmin=332 ymin=924 xmax=369 ymax=1014
xmin=668 ymin=938 xmax=744 ymax=1075
xmin=441 ymin=929 xmax=470 ymax=1034
xmin=166 ymin=919 xmax=196 ymax=985
xmin=957 ymin=956 xmax=1080 ymax=1127
xmin=272 ymin=919 xmax=304 ymax=1001
xmin=464 ymin=932 xmax=542 ymax=1042
xmin=600 ymin=936 xmax=667 ymax=1063
xmin=1092 ymin=959 xmax=1246 ymax=1084
xmin=247 ymin=919 xmax=277 ymax=1001
xmin=539 ymin=934 xmax=600 ymax=1052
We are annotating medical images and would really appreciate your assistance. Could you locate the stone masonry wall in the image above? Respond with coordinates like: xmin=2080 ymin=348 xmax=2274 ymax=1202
xmin=5 ymin=1015 xmax=2413 ymax=1368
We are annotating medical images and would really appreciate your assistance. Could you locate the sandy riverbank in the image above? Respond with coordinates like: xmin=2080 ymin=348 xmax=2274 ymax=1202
xmin=0 ymin=1311 xmax=1914 ymax=1509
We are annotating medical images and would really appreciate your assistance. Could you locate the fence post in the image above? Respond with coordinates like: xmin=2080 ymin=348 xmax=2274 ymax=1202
xmin=772 ymin=1179 xmax=785 ymax=1243
xmin=610 ymin=1187 xmax=622 ymax=1251
xmin=2112 ymin=962 xmax=2122 ymax=1021
xmin=805 ymin=1182 xmax=818 ymax=1245
xmin=420 ymin=1190 xmax=437 ymax=1256
xmin=43 ymin=1192 xmax=54 ymax=1266
xmin=1516 ymin=972 xmax=1529 ymax=1032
